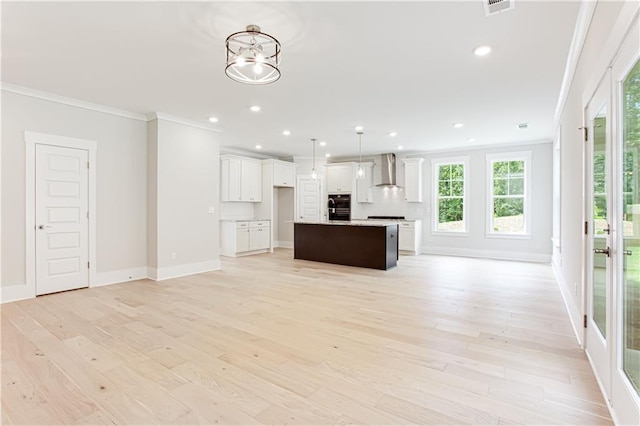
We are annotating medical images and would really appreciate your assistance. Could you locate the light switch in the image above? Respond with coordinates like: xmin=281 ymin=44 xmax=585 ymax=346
xmin=208 ymin=206 xmax=215 ymax=214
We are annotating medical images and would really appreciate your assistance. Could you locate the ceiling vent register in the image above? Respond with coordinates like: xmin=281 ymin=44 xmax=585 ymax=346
xmin=484 ymin=0 xmax=515 ymax=16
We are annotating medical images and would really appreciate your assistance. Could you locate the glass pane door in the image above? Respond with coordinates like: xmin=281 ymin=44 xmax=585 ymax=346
xmin=621 ymin=58 xmax=640 ymax=396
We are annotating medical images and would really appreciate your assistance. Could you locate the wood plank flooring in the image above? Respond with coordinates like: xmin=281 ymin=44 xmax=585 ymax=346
xmin=1 ymin=250 xmax=612 ymax=425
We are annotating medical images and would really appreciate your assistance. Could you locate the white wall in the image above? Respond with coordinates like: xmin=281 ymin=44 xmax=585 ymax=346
xmin=148 ymin=118 xmax=220 ymax=280
xmin=1 ymin=90 xmax=148 ymax=293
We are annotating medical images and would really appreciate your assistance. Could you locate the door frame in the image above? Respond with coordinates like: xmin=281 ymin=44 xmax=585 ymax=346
xmin=25 ymin=131 xmax=97 ymax=295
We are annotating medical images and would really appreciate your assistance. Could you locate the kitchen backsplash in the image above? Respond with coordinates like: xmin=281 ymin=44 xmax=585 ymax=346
xmin=355 ymin=186 xmax=425 ymax=220
xmin=220 ymin=202 xmax=255 ymax=220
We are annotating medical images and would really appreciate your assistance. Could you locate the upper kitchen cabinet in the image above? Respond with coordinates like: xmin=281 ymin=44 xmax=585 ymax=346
xmin=271 ymin=160 xmax=297 ymax=187
xmin=356 ymin=162 xmax=374 ymax=203
xmin=402 ymin=158 xmax=424 ymax=203
xmin=326 ymin=162 xmax=356 ymax=194
xmin=221 ymin=155 xmax=263 ymax=202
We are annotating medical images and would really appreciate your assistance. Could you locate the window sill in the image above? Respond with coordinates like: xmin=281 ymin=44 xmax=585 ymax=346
xmin=432 ymin=230 xmax=470 ymax=237
xmin=486 ymin=232 xmax=531 ymax=240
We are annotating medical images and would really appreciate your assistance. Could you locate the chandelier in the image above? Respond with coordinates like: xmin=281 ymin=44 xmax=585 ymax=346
xmin=225 ymin=24 xmax=281 ymax=85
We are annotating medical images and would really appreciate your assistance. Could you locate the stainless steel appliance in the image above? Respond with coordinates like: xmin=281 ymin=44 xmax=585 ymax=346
xmin=328 ymin=194 xmax=351 ymax=221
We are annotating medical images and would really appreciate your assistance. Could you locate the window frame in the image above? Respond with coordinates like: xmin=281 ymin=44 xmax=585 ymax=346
xmin=486 ymin=151 xmax=532 ymax=238
xmin=431 ymin=156 xmax=470 ymax=235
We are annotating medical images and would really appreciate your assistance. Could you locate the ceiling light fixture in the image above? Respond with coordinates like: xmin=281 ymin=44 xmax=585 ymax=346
xmin=208 ymin=117 xmax=219 ymax=123
xmin=355 ymin=126 xmax=363 ymax=132
xmin=467 ymin=138 xmax=476 ymax=142
xmin=357 ymin=131 xmax=364 ymax=178
xmin=319 ymin=141 xmax=326 ymax=146
xmin=255 ymin=145 xmax=262 ymax=149
xmin=397 ymin=145 xmax=404 ymax=150
xmin=325 ymin=153 xmax=331 ymax=158
xmin=225 ymin=25 xmax=281 ymax=85
xmin=282 ymin=130 xmax=290 ymax=136
xmin=389 ymin=132 xmax=398 ymax=137
xmin=453 ymin=122 xmax=464 ymax=128
xmin=473 ymin=45 xmax=492 ymax=56
xmin=311 ymin=138 xmax=318 ymax=179
xmin=250 ymin=105 xmax=261 ymax=112
xmin=517 ymin=122 xmax=529 ymax=129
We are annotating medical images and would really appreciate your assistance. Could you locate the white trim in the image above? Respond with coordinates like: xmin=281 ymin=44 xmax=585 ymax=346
xmin=430 ymin=231 xmax=470 ymax=237
xmin=150 ymin=259 xmax=221 ymax=281
xmin=94 ymin=267 xmax=149 ymax=287
xmin=431 ymin=156 xmax=470 ymax=234
xmin=404 ymin=139 xmax=551 ymax=159
xmin=553 ymin=0 xmax=598 ymax=128
xmin=0 ymin=284 xmax=35 ymax=304
xmin=552 ymin=260 xmax=584 ymax=347
xmin=24 ymin=131 xmax=98 ymax=296
xmin=486 ymin=151 xmax=532 ymax=237
xmin=421 ymin=245 xmax=551 ymax=263
xmin=2 ymin=83 xmax=147 ymax=121
xmin=149 ymin=112 xmax=221 ymax=133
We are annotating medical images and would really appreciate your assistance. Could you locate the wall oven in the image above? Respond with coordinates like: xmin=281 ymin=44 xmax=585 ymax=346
xmin=328 ymin=194 xmax=351 ymax=221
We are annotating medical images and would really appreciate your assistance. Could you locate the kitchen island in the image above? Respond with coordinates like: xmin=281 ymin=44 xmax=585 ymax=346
xmin=294 ymin=221 xmax=399 ymax=270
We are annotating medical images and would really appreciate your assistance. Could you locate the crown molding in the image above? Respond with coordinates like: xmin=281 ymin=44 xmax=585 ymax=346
xmin=1 ymin=82 xmax=148 ymax=121
xmin=147 ymin=112 xmax=221 ymax=133
xmin=403 ymin=138 xmax=552 ymax=158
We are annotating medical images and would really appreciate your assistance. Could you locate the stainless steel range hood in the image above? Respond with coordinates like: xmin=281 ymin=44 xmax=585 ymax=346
xmin=376 ymin=153 xmax=399 ymax=187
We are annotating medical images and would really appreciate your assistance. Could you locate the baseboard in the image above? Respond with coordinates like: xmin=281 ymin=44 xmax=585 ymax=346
xmin=93 ymin=267 xmax=149 ymax=287
xmin=150 ymin=259 xmax=221 ymax=281
xmin=275 ymin=240 xmax=293 ymax=249
xmin=421 ymin=246 xmax=551 ymax=263
xmin=0 ymin=284 xmax=35 ymax=304
xmin=552 ymin=260 xmax=584 ymax=347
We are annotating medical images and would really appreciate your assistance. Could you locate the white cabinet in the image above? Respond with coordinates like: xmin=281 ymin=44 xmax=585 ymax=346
xmin=356 ymin=162 xmax=374 ymax=203
xmin=221 ymin=220 xmax=271 ymax=256
xmin=326 ymin=163 xmax=355 ymax=194
xmin=402 ymin=158 xmax=424 ymax=203
xmin=221 ymin=156 xmax=262 ymax=202
xmin=249 ymin=221 xmax=270 ymax=251
xmin=273 ymin=162 xmax=296 ymax=187
xmin=398 ymin=220 xmax=422 ymax=255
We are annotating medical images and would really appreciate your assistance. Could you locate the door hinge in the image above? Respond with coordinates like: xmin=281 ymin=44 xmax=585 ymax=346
xmin=87 ymin=161 xmax=90 ymax=169
xmin=87 ymin=211 xmax=89 ymax=219
xmin=583 ymin=314 xmax=588 ymax=328
xmin=584 ymin=221 xmax=588 ymax=235
xmin=87 ymin=261 xmax=90 ymax=269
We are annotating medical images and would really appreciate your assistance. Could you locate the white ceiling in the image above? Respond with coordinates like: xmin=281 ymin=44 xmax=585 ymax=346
xmin=1 ymin=1 xmax=581 ymax=159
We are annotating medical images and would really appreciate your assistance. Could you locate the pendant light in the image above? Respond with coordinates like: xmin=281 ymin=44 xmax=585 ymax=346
xmin=311 ymin=138 xmax=318 ymax=179
xmin=357 ymin=131 xmax=364 ymax=178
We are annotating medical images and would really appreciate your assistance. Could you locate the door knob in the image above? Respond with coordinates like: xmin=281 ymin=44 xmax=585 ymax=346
xmin=38 ymin=224 xmax=52 ymax=230
xmin=593 ymin=247 xmax=610 ymax=257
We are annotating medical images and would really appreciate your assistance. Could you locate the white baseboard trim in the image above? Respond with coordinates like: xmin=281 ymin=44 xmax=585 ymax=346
xmin=150 ymin=259 xmax=221 ymax=281
xmin=551 ymin=260 xmax=584 ymax=347
xmin=93 ymin=267 xmax=149 ymax=288
xmin=0 ymin=284 xmax=35 ymax=304
xmin=276 ymin=240 xmax=293 ymax=249
xmin=421 ymin=246 xmax=551 ymax=263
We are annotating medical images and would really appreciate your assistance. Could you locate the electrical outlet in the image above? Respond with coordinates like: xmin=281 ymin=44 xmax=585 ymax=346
xmin=208 ymin=206 xmax=215 ymax=214
xmin=170 ymin=251 xmax=177 ymax=261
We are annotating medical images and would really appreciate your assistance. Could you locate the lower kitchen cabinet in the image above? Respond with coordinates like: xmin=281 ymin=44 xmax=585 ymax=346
xmin=398 ymin=220 xmax=422 ymax=255
xmin=221 ymin=220 xmax=271 ymax=256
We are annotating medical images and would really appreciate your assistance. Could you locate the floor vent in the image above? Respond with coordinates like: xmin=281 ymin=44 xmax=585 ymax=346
xmin=484 ymin=0 xmax=515 ymax=16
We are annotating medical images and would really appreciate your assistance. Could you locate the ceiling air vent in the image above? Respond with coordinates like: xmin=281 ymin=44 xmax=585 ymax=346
xmin=484 ymin=0 xmax=515 ymax=16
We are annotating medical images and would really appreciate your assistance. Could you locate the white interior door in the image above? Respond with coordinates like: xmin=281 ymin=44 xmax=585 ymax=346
xmin=35 ymin=144 xmax=89 ymax=295
xmin=585 ymin=74 xmax=612 ymax=396
xmin=296 ymin=176 xmax=322 ymax=222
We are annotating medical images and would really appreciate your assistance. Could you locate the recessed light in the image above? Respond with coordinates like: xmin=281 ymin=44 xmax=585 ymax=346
xmin=517 ymin=122 xmax=528 ymax=129
xmin=325 ymin=153 xmax=331 ymax=157
xmin=474 ymin=45 xmax=492 ymax=56
xmin=389 ymin=132 xmax=398 ymax=137
xmin=397 ymin=145 xmax=404 ymax=150
xmin=250 ymin=105 xmax=261 ymax=112
xmin=282 ymin=130 xmax=291 ymax=136
xmin=355 ymin=126 xmax=363 ymax=131
xmin=467 ymin=138 xmax=476 ymax=142
xmin=319 ymin=141 xmax=327 ymax=146
xmin=208 ymin=117 xmax=219 ymax=123
xmin=255 ymin=144 xmax=262 ymax=149
xmin=453 ymin=122 xmax=464 ymax=128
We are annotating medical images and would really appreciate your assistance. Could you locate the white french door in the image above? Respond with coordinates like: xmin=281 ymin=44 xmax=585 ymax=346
xmin=585 ymin=73 xmax=613 ymax=396
xmin=610 ymin=15 xmax=640 ymax=424
xmin=35 ymin=144 xmax=89 ymax=295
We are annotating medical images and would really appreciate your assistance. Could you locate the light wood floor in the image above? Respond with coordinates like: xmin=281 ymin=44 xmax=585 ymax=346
xmin=1 ymin=250 xmax=612 ymax=425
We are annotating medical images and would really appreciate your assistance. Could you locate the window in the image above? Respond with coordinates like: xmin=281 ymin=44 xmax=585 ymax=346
xmin=487 ymin=152 xmax=531 ymax=236
xmin=432 ymin=157 xmax=469 ymax=233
